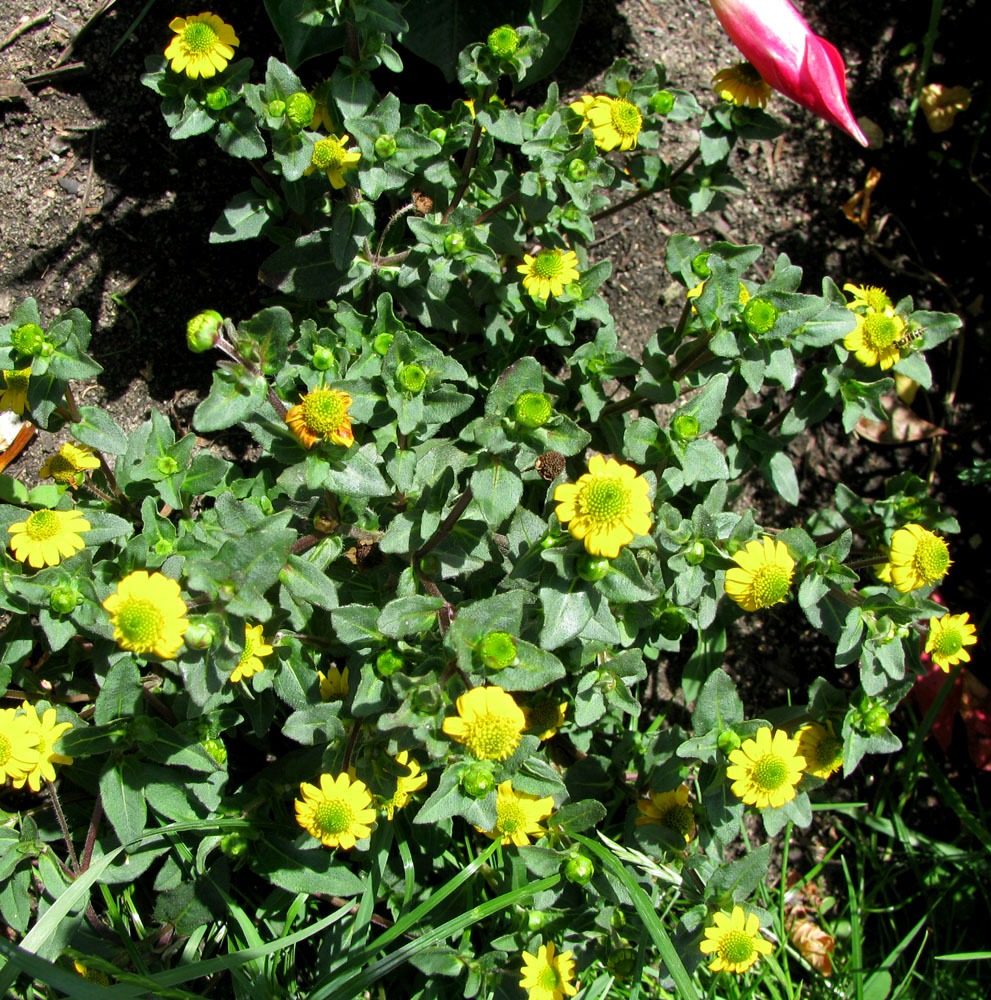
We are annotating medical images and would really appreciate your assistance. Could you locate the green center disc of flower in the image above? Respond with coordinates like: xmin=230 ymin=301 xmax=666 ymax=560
xmin=13 ymin=324 xmax=43 ymax=354
xmin=487 ymin=25 xmax=520 ymax=56
xmin=0 ymin=735 xmax=10 ymax=766
xmin=479 ymin=631 xmax=517 ymax=668
xmin=743 ymin=298 xmax=779 ymax=335
xmin=932 ymin=627 xmax=963 ymax=656
xmin=580 ymin=476 xmax=630 ymax=519
xmin=751 ymin=564 xmax=791 ymax=607
xmin=514 ymin=391 xmax=553 ymax=428
xmin=398 ymin=364 xmax=427 ymax=393
xmin=465 ymin=715 xmax=521 ymax=760
xmin=47 ymin=455 xmax=76 ymax=482
xmin=182 ymin=21 xmax=218 ymax=54
xmin=814 ymin=735 xmax=844 ymax=770
xmin=720 ymin=930 xmax=755 ymax=964
xmin=863 ymin=313 xmax=901 ymax=348
xmin=315 ymin=799 xmax=354 ymax=835
xmin=312 ymin=139 xmax=345 ymax=170
xmin=609 ymin=99 xmax=643 ymax=136
xmin=912 ymin=533 xmax=949 ymax=582
xmin=498 ymin=800 xmax=526 ymax=833
xmin=116 ymin=599 xmax=165 ymax=646
xmin=862 ymin=286 xmax=893 ymax=311
xmin=753 ymin=754 xmax=788 ymax=790
xmin=25 ymin=509 xmax=60 ymax=540
xmin=662 ymin=805 xmax=694 ymax=837
xmin=533 ymin=250 xmax=564 ymax=278
xmin=538 ymin=966 xmax=561 ymax=990
xmin=5 ymin=370 xmax=29 ymax=391
xmin=239 ymin=636 xmax=257 ymax=664
xmin=302 ymin=390 xmax=347 ymax=435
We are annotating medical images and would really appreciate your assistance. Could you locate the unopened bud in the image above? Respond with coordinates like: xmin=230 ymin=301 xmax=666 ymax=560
xmin=478 ymin=631 xmax=517 ymax=670
xmin=286 ymin=91 xmax=315 ymax=129
xmin=184 ymin=621 xmax=215 ymax=650
xmin=372 ymin=332 xmax=394 ymax=356
xmin=567 ymin=159 xmax=588 ymax=182
xmin=398 ymin=363 xmax=428 ymax=394
xmin=376 ymin=650 xmax=404 ymax=676
xmin=513 ymin=391 xmax=553 ymax=428
xmin=267 ymin=99 xmax=286 ymax=118
xmin=443 ymin=232 xmax=466 ymax=256
xmin=717 ymin=729 xmax=743 ymax=755
xmin=649 ymin=90 xmax=676 ymax=115
xmin=671 ymin=413 xmax=700 ymax=441
xmin=49 ymin=584 xmax=79 ymax=616
xmin=691 ymin=252 xmax=711 ymax=278
xmin=311 ymin=345 xmax=337 ymax=371
xmin=459 ymin=765 xmax=495 ymax=798
xmin=204 ymin=86 xmax=231 ymax=111
xmin=564 ymin=855 xmax=594 ymax=884
xmin=186 ymin=310 xmax=223 ymax=353
xmin=487 ymin=25 xmax=520 ymax=58
xmin=577 ymin=554 xmax=611 ymax=581
xmin=374 ymin=133 xmax=397 ymax=158
xmin=11 ymin=323 xmax=44 ymax=356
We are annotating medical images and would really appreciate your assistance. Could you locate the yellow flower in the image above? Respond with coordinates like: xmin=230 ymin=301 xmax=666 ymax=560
xmin=517 ymin=248 xmax=580 ymax=300
xmin=524 ymin=698 xmax=569 ymax=740
xmin=7 ymin=508 xmax=91 ymax=569
xmin=724 ymin=536 xmax=795 ymax=612
xmin=39 ymin=442 xmax=100 ymax=486
xmin=635 ymin=783 xmax=695 ymax=842
xmin=295 ymin=772 xmax=376 ymax=849
xmin=310 ymin=80 xmax=334 ymax=131
xmin=712 ymin=61 xmax=772 ymax=108
xmin=520 ymin=941 xmax=578 ymax=1000
xmin=230 ymin=623 xmax=273 ymax=683
xmin=553 ymin=454 xmax=652 ymax=559
xmin=925 ymin=611 xmax=977 ymax=671
xmin=0 ymin=368 xmax=31 ymax=414
xmin=477 ymin=779 xmax=555 ymax=847
xmin=0 ymin=707 xmax=41 ymax=784
xmin=285 ymin=388 xmax=354 ymax=449
xmin=164 ymin=12 xmax=239 ymax=79
xmin=570 ymin=94 xmax=642 ymax=151
xmin=319 ymin=665 xmax=349 ymax=700
xmin=305 ymin=134 xmax=361 ymax=189
xmin=73 ymin=961 xmax=111 ymax=987
xmin=102 ymin=570 xmax=189 ymax=659
xmin=699 ymin=905 xmax=773 ymax=974
xmin=442 ymin=685 xmax=525 ymax=761
xmin=726 ymin=727 xmax=806 ymax=809
xmin=373 ymin=750 xmax=428 ymax=820
xmin=885 ymin=523 xmax=951 ymax=593
xmin=11 ymin=703 xmax=73 ymax=792
xmin=795 ymin=721 xmax=843 ymax=779
xmin=843 ymin=283 xmax=893 ymax=312
xmin=843 ymin=310 xmax=907 ymax=370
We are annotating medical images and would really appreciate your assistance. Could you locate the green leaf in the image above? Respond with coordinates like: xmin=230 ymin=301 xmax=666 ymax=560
xmin=99 ymin=759 xmax=148 ymax=846
xmin=549 ymin=799 xmax=607 ymax=835
xmin=691 ymin=668 xmax=743 ymax=736
xmin=470 ymin=457 xmax=523 ymax=528
xmin=705 ymin=843 xmax=771 ymax=903
xmin=539 ymin=585 xmax=594 ymax=650
xmin=72 ymin=406 xmax=128 ymax=455
xmin=210 ymin=190 xmax=274 ymax=243
xmin=255 ymin=836 xmax=365 ymax=896
xmin=378 ymin=596 xmax=445 ymax=639
xmin=93 ymin=659 xmax=143 ymax=725
xmin=193 ymin=368 xmax=269 ymax=432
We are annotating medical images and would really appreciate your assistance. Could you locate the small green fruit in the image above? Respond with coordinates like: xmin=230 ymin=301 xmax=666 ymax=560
xmin=11 ymin=323 xmax=44 ymax=356
xmin=443 ymin=232 xmax=466 ymax=256
xmin=48 ymin=585 xmax=79 ymax=616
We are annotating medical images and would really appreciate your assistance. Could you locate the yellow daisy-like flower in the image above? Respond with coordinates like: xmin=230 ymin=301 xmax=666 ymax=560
xmin=0 ymin=368 xmax=31 ymax=414
xmin=724 ymin=536 xmax=795 ymax=613
xmin=795 ymin=721 xmax=843 ymax=779
xmin=519 ymin=941 xmax=578 ymax=1000
xmin=442 ymin=685 xmax=525 ymax=761
xmin=524 ymin=698 xmax=569 ymax=741
xmin=319 ymin=665 xmax=349 ymax=700
xmin=843 ymin=283 xmax=893 ymax=312
xmin=726 ymin=727 xmax=806 ymax=809
xmin=373 ymin=750 xmax=428 ymax=820
xmin=926 ymin=611 xmax=978 ymax=671
xmin=39 ymin=442 xmax=101 ymax=486
xmin=285 ymin=388 xmax=354 ymax=450
xmin=699 ymin=905 xmax=773 ymax=974
xmin=843 ymin=309 xmax=908 ymax=370
xmin=570 ymin=94 xmax=642 ymax=151
xmin=553 ymin=454 xmax=652 ymax=559
xmin=73 ymin=961 xmax=111 ymax=987
xmin=305 ymin=134 xmax=361 ymax=189
xmin=635 ymin=783 xmax=696 ymax=842
xmin=712 ymin=62 xmax=772 ymax=108
xmin=477 ymin=779 xmax=555 ymax=847
xmin=0 ymin=707 xmax=41 ymax=784
xmin=294 ymin=772 xmax=376 ymax=849
xmin=7 ymin=508 xmax=91 ymax=569
xmin=230 ymin=623 xmax=273 ymax=683
xmin=164 ymin=12 xmax=239 ymax=79
xmin=102 ymin=570 xmax=189 ymax=659
xmin=885 ymin=523 xmax=951 ymax=593
xmin=517 ymin=248 xmax=581 ymax=300
xmin=310 ymin=79 xmax=334 ymax=132
xmin=11 ymin=702 xmax=73 ymax=792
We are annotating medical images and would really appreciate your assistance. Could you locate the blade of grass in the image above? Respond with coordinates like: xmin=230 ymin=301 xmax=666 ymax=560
xmin=0 ymin=939 xmax=146 ymax=1000
xmin=935 ymin=952 xmax=991 ymax=961
xmin=841 ymin=854 xmax=865 ymax=1000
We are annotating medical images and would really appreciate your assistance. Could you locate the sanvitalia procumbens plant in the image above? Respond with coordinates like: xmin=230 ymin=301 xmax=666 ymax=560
xmin=0 ymin=3 xmax=971 ymax=997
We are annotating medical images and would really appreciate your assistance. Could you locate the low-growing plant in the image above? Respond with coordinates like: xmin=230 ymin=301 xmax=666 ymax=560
xmin=0 ymin=2 xmax=977 ymax=998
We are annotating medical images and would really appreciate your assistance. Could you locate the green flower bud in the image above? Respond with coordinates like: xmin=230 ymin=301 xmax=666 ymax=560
xmin=374 ymin=133 xmax=398 ymax=158
xmin=220 ymin=831 xmax=251 ymax=859
xmin=513 ymin=390 xmax=553 ymax=428
xmin=267 ymin=99 xmax=286 ymax=118
xmin=129 ymin=716 xmax=157 ymax=743
xmin=202 ymin=737 xmax=227 ymax=765
xmin=716 ymin=729 xmax=743 ymax=755
xmin=655 ymin=608 xmax=690 ymax=640
xmin=311 ymin=345 xmax=337 ymax=371
xmin=567 ymin=159 xmax=588 ymax=182
xmin=217 ymin=580 xmax=237 ymax=603
xmin=429 ymin=126 xmax=447 ymax=145
xmin=606 ymin=947 xmax=637 ymax=979
xmin=897 ymin=497 xmax=922 ymax=520
xmin=156 ymin=455 xmax=180 ymax=477
xmin=38 ymin=341 xmax=54 ymax=358
xmin=186 ymin=310 xmax=223 ymax=353
xmin=419 ymin=553 xmax=441 ymax=576
xmin=184 ymin=621 xmax=215 ymax=650
xmin=49 ymin=584 xmax=79 ymax=616
xmin=286 ymin=91 xmax=316 ymax=129
xmin=857 ymin=697 xmax=890 ymax=735
xmin=683 ymin=540 xmax=706 ymax=565
xmin=526 ymin=910 xmax=551 ymax=932
xmin=742 ymin=297 xmax=780 ymax=335
xmin=671 ymin=413 xmax=701 ymax=441
xmin=649 ymin=89 xmax=676 ymax=115
xmin=154 ymin=536 xmax=174 ymax=556
xmin=11 ymin=323 xmax=44 ymax=356
xmin=564 ymin=855 xmax=594 ymax=885
xmin=398 ymin=363 xmax=428 ymax=394
xmin=487 ymin=24 xmax=520 ymax=58
xmin=610 ymin=909 xmax=627 ymax=929
xmin=376 ymin=650 xmax=404 ymax=676
xmin=204 ymin=86 xmax=231 ymax=111
xmin=691 ymin=252 xmax=711 ymax=278
xmin=443 ymin=232 xmax=466 ymax=256
xmin=577 ymin=554 xmax=611 ymax=582
xmin=255 ymin=496 xmax=275 ymax=515
xmin=460 ymin=765 xmax=495 ymax=798
xmin=478 ymin=630 xmax=517 ymax=670
xmin=372 ymin=332 xmax=394 ymax=356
